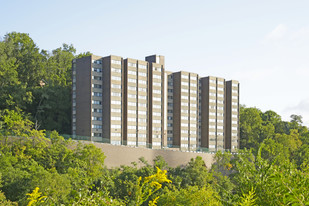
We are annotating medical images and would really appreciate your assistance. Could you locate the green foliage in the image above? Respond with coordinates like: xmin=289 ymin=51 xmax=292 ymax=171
xmin=0 ymin=32 xmax=92 ymax=134
xmin=158 ymin=185 xmax=221 ymax=206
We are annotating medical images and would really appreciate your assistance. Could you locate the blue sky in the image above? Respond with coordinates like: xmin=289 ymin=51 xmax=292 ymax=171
xmin=1 ymin=0 xmax=309 ymax=126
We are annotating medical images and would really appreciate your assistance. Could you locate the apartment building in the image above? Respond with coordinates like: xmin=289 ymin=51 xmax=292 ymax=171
xmin=199 ymin=77 xmax=226 ymax=151
xmin=225 ymin=80 xmax=240 ymax=152
xmin=72 ymin=54 xmax=240 ymax=152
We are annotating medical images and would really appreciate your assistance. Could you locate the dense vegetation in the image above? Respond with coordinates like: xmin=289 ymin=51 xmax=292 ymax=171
xmin=0 ymin=32 xmax=90 ymax=134
xmin=1 ymin=32 xmax=309 ymax=205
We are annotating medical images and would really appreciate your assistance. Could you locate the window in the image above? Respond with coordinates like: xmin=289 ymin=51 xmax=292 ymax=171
xmin=128 ymin=125 xmax=136 ymax=129
xmin=111 ymin=116 xmax=121 ymax=121
xmin=128 ymin=62 xmax=136 ymax=67
xmin=153 ymin=127 xmax=161 ymax=131
xmin=139 ymin=126 xmax=146 ymax=130
xmin=92 ymin=108 xmax=102 ymax=113
xmin=153 ymin=89 xmax=161 ymax=94
xmin=190 ymin=90 xmax=197 ymax=94
xmin=139 ymin=103 xmax=147 ymax=107
xmin=217 ymin=100 xmax=224 ymax=104
xmin=181 ymin=109 xmax=188 ymax=113
xmin=92 ymin=116 xmax=102 ymax=121
xmin=153 ymin=74 xmax=161 ymax=79
xmin=92 ymin=92 xmax=102 ymax=97
xmin=153 ymin=104 xmax=161 ymax=109
xmin=138 ymin=134 xmax=147 ymax=138
xmin=181 ymin=116 xmax=188 ymax=120
xmin=128 ymin=117 xmax=136 ymax=122
xmin=111 ymin=124 xmax=121 ymax=129
xmin=153 ymin=119 xmax=161 ymax=123
xmin=111 ymin=140 xmax=121 ymax=145
xmin=168 ymin=82 xmax=173 ymax=86
xmin=92 ymin=133 xmax=102 ymax=137
xmin=181 ymin=144 xmax=188 ymax=148
xmin=138 ymin=110 xmax=147 ymax=115
xmin=92 ymin=84 xmax=102 ymax=88
xmin=190 ymin=76 xmax=196 ymax=81
xmin=168 ymin=89 xmax=173 ymax=93
xmin=210 ymin=86 xmax=216 ymax=90
xmin=139 ymin=118 xmax=147 ymax=122
xmin=138 ymin=80 xmax=147 ymax=85
xmin=168 ymin=103 xmax=173 ymax=107
xmin=111 ymin=100 xmax=121 ymax=105
xmin=127 ymin=141 xmax=136 ymax=146
xmin=210 ymin=79 xmax=216 ymax=84
xmin=168 ymin=116 xmax=173 ymax=120
xmin=137 ymin=71 xmax=146 ymax=77
xmin=128 ymin=102 xmax=136 ymax=106
xmin=181 ymin=88 xmax=188 ymax=93
xmin=181 ymin=82 xmax=188 ymax=86
xmin=92 ymin=76 xmax=102 ymax=80
xmin=111 ymin=84 xmax=121 ymax=89
xmin=128 ymin=78 xmax=136 ymax=83
xmin=92 ymin=100 xmax=101 ymax=105
xmin=153 ymin=97 xmax=161 ymax=101
xmin=153 ymin=142 xmax=161 ymax=146
xmin=128 ymin=86 xmax=136 ymax=91
xmin=138 ymin=95 xmax=147 ymax=100
xmin=138 ymin=64 xmax=147 ymax=69
xmin=218 ymin=81 xmax=224 ymax=85
xmin=181 ymin=96 xmax=188 ymax=100
xmin=138 ymin=87 xmax=146 ymax=92
xmin=111 ymin=108 xmax=121 ymax=113
xmin=92 ymin=68 xmax=102 ymax=72
xmin=191 ymin=97 xmax=196 ymax=101
xmin=111 ymin=59 xmax=121 ymax=65
xmin=153 ymin=112 xmax=161 ymax=116
xmin=181 ymin=123 xmax=188 ymax=127
xmin=111 ymin=76 xmax=121 ymax=81
xmin=181 ymin=102 xmax=188 ymax=106
xmin=92 ymin=60 xmax=102 ymax=64
xmin=190 ymin=83 xmax=197 ymax=87
xmin=218 ymin=87 xmax=224 ymax=91
xmin=190 ymin=104 xmax=196 ymax=107
xmin=232 ymin=83 xmax=238 ymax=87
xmin=167 ymin=123 xmax=173 ymax=127
xmin=181 ymin=75 xmax=188 ymax=79
xmin=153 ymin=82 xmax=161 ymax=86
xmin=92 ymin=124 xmax=102 ymax=129
xmin=128 ymin=94 xmax=136 ymax=98
xmin=111 ymin=92 xmax=121 ymax=97
xmin=111 ymin=67 xmax=121 ymax=73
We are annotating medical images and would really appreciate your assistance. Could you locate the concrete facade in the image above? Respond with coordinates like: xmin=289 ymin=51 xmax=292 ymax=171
xmin=72 ymin=54 xmax=240 ymax=152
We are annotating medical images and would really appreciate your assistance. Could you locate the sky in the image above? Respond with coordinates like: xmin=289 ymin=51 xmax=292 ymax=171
xmin=1 ymin=0 xmax=309 ymax=127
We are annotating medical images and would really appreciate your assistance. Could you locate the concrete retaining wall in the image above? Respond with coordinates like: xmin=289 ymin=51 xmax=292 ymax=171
xmin=83 ymin=141 xmax=215 ymax=168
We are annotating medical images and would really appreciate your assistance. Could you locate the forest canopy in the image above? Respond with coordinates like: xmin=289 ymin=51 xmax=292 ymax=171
xmin=1 ymin=32 xmax=309 ymax=205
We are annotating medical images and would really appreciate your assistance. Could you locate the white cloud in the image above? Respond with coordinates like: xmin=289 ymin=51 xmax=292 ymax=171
xmin=265 ymin=24 xmax=288 ymax=40
xmin=282 ymin=98 xmax=309 ymax=127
